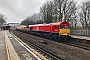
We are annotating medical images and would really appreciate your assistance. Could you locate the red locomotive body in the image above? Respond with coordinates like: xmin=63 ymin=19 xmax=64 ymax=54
xmin=17 ymin=21 xmax=70 ymax=41
xmin=28 ymin=21 xmax=70 ymax=33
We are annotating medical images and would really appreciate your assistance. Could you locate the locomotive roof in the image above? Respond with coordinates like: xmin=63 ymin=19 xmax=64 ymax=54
xmin=50 ymin=21 xmax=69 ymax=25
xmin=28 ymin=21 xmax=69 ymax=27
xmin=28 ymin=24 xmax=50 ymax=26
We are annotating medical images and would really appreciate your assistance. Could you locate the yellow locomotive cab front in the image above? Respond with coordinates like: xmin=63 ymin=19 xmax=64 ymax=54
xmin=59 ymin=29 xmax=70 ymax=35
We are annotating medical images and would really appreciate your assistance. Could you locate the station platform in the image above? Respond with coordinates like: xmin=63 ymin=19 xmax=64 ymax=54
xmin=0 ymin=31 xmax=7 ymax=60
xmin=70 ymin=35 xmax=90 ymax=40
xmin=0 ymin=30 xmax=42 ymax=60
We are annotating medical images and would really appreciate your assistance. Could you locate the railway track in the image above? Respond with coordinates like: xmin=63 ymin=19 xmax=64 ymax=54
xmin=10 ymin=30 xmax=90 ymax=60
xmin=34 ymin=31 xmax=90 ymax=51
xmin=63 ymin=41 xmax=90 ymax=50
xmin=11 ymin=30 xmax=63 ymax=60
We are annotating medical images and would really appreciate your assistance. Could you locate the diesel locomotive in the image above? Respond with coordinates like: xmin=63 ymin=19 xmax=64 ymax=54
xmin=16 ymin=21 xmax=70 ymax=41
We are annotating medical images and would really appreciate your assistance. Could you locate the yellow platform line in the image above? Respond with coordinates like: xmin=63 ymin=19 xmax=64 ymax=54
xmin=4 ymin=31 xmax=10 ymax=60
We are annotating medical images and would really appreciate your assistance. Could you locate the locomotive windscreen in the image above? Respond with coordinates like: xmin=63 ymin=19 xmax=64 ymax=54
xmin=60 ymin=25 xmax=69 ymax=29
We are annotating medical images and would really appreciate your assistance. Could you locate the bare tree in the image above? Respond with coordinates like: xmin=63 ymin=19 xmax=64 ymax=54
xmin=21 ymin=13 xmax=44 ymax=25
xmin=53 ymin=0 xmax=77 ymax=21
xmin=21 ymin=16 xmax=35 ymax=25
xmin=40 ymin=0 xmax=77 ymax=24
xmin=0 ymin=13 xmax=6 ymax=26
xmin=79 ymin=1 xmax=90 ymax=29
xmin=40 ymin=3 xmax=47 ymax=23
xmin=22 ymin=0 xmax=77 ymax=26
xmin=40 ymin=1 xmax=54 ymax=23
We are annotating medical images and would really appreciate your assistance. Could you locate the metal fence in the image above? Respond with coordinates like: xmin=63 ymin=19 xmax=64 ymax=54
xmin=70 ymin=29 xmax=90 ymax=37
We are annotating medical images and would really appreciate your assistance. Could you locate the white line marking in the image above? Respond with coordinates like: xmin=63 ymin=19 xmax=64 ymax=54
xmin=12 ymin=35 xmax=41 ymax=60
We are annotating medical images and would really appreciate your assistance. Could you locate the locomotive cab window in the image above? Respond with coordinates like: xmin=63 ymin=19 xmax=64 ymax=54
xmin=60 ymin=25 xmax=64 ymax=29
xmin=60 ymin=25 xmax=69 ymax=29
xmin=65 ymin=26 xmax=69 ymax=29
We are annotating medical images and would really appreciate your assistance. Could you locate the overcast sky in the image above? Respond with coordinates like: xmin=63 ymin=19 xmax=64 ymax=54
xmin=0 ymin=0 xmax=50 ymax=23
xmin=0 ymin=0 xmax=88 ymax=23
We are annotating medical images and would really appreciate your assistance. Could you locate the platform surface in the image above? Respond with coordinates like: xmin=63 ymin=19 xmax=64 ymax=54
xmin=6 ymin=30 xmax=38 ymax=60
xmin=0 ymin=30 xmax=40 ymax=60
xmin=70 ymin=35 xmax=90 ymax=40
xmin=0 ymin=31 xmax=7 ymax=60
